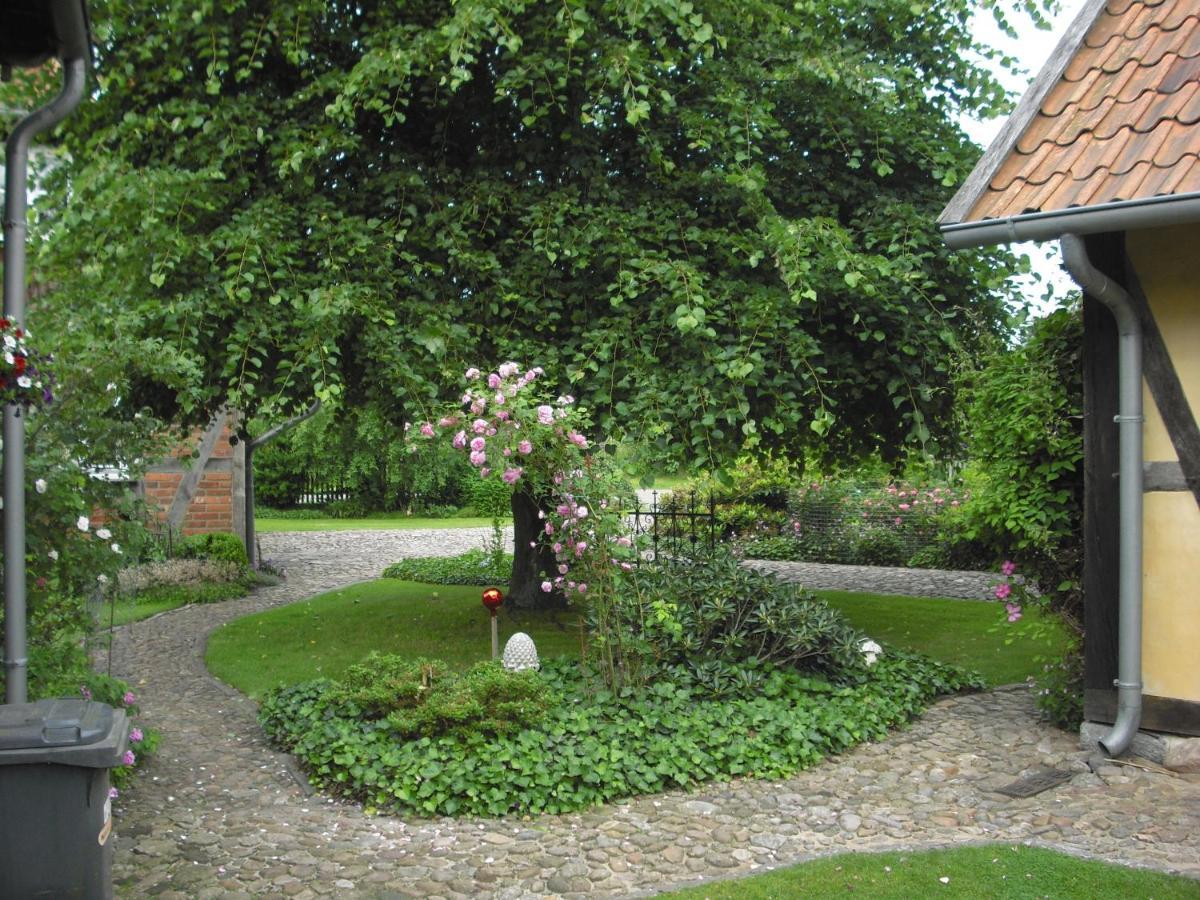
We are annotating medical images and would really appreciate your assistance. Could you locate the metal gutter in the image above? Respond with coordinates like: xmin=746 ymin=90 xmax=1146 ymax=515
xmin=1060 ymin=234 xmax=1144 ymax=758
xmin=942 ymin=192 xmax=1200 ymax=249
xmin=3 ymin=55 xmax=87 ymax=704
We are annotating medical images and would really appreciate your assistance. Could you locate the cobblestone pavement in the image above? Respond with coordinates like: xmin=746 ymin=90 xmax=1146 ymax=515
xmin=107 ymin=529 xmax=1200 ymax=898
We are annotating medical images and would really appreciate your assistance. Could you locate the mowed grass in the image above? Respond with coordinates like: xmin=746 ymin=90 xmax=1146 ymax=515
xmin=205 ymin=580 xmax=585 ymax=697
xmin=662 ymin=844 xmax=1199 ymax=899
xmin=816 ymin=590 xmax=1067 ymax=687
xmin=206 ymin=580 xmax=1062 ymax=698
xmin=255 ymin=516 xmax=505 ymax=533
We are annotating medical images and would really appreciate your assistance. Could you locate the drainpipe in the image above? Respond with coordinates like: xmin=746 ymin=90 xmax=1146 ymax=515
xmin=3 ymin=56 xmax=88 ymax=704
xmin=1060 ymin=234 xmax=1143 ymax=757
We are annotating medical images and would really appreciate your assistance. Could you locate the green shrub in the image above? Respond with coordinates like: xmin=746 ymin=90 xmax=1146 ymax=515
xmin=255 ymin=506 xmax=326 ymax=520
xmin=464 ymin=477 xmax=513 ymax=519
xmin=260 ymin=652 xmax=981 ymax=818
xmin=617 ymin=551 xmax=864 ymax=683
xmin=382 ymin=549 xmax=513 ymax=585
xmin=852 ymin=526 xmax=909 ymax=567
xmin=321 ymin=653 xmax=552 ymax=738
xmin=324 ymin=497 xmax=371 ymax=519
xmin=179 ymin=531 xmax=248 ymax=566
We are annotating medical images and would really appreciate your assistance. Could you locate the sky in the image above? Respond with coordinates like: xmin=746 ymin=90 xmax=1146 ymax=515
xmin=962 ymin=0 xmax=1092 ymax=316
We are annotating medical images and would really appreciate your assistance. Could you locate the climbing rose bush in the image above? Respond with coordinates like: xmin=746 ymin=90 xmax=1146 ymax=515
xmin=410 ymin=363 xmax=634 ymax=603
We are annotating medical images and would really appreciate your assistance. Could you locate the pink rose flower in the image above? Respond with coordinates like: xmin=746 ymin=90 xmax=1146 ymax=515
xmin=1001 ymin=560 xmax=1016 ymax=576
xmin=452 ymin=430 xmax=467 ymax=449
xmin=518 ymin=440 xmax=532 ymax=454
xmin=470 ymin=436 xmax=486 ymax=452
xmin=502 ymin=467 xmax=523 ymax=484
xmin=469 ymin=450 xmax=486 ymax=467
xmin=537 ymin=405 xmax=554 ymax=425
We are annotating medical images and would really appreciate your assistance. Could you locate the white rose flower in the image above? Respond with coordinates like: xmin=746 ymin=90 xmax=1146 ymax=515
xmin=34 ymin=478 xmax=47 ymax=494
xmin=96 ymin=528 xmax=112 ymax=540
xmin=111 ymin=543 xmax=121 ymax=554
xmin=48 ymin=549 xmax=59 ymax=561
xmin=76 ymin=516 xmax=89 ymax=532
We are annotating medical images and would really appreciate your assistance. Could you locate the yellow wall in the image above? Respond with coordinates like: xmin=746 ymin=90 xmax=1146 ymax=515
xmin=1126 ymin=225 xmax=1200 ymax=704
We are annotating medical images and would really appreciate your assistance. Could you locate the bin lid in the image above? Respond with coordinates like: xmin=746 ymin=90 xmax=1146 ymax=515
xmin=0 ymin=699 xmax=114 ymax=750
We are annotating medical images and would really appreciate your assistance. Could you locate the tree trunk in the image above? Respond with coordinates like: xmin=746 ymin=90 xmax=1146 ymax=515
xmin=507 ymin=488 xmax=566 ymax=610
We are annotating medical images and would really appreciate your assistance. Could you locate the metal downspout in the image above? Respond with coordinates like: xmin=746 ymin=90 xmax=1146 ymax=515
xmin=3 ymin=57 xmax=88 ymax=704
xmin=1060 ymin=234 xmax=1144 ymax=757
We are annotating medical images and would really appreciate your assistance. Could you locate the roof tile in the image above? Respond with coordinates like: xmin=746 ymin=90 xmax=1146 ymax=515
xmin=962 ymin=0 xmax=1200 ymax=224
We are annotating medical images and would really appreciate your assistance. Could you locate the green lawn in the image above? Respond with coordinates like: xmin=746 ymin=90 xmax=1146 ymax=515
xmin=206 ymin=580 xmax=1061 ymax=698
xmin=662 ymin=844 xmax=1198 ymax=899
xmin=818 ymin=590 xmax=1066 ymax=687
xmin=255 ymin=515 xmax=506 ymax=532
xmin=205 ymin=580 xmax=584 ymax=697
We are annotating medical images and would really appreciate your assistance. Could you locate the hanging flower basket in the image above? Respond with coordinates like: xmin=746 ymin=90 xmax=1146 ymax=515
xmin=0 ymin=318 xmax=53 ymax=407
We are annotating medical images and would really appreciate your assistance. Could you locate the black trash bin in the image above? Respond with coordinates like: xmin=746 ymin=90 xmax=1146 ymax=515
xmin=0 ymin=698 xmax=129 ymax=899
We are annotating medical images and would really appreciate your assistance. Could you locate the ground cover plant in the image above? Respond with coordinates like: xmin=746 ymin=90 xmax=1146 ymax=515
xmin=381 ymin=549 xmax=514 ymax=586
xmin=662 ymin=844 xmax=1200 ymax=899
xmin=260 ymin=651 xmax=979 ymax=817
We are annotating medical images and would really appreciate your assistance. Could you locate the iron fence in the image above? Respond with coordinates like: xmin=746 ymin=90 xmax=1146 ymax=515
xmin=624 ymin=491 xmax=719 ymax=562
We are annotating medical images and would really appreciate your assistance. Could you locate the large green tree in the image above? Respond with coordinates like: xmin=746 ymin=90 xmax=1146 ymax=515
xmin=25 ymin=0 xmax=1040 ymax=453
xmin=16 ymin=0 xmax=1046 ymax=599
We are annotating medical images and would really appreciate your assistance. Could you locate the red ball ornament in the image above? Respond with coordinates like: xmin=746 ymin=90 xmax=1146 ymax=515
xmin=481 ymin=587 xmax=504 ymax=612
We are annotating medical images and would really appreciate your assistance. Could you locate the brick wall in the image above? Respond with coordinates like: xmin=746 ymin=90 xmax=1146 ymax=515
xmin=142 ymin=415 xmax=243 ymax=537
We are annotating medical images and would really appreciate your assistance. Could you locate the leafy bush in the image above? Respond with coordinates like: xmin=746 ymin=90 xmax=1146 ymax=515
xmin=118 ymin=558 xmax=245 ymax=592
xmin=382 ymin=549 xmax=514 ymax=585
xmin=306 ymin=654 xmax=553 ymax=739
xmin=616 ymin=552 xmax=864 ymax=682
xmin=255 ymin=506 xmax=326 ymax=520
xmin=260 ymin=652 xmax=981 ymax=817
xmin=1033 ymin=642 xmax=1084 ymax=730
xmin=464 ymin=477 xmax=513 ymax=519
xmin=179 ymin=531 xmax=248 ymax=566
xmin=324 ymin=497 xmax=371 ymax=519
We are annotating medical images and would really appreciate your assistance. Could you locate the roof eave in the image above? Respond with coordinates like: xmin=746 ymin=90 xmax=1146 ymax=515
xmin=940 ymin=191 xmax=1200 ymax=248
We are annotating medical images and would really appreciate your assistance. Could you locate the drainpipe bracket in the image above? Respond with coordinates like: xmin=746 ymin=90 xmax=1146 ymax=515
xmin=1113 ymin=415 xmax=1144 ymax=423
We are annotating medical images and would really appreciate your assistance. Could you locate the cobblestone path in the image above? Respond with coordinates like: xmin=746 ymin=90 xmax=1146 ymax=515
xmin=107 ymin=529 xmax=1200 ymax=898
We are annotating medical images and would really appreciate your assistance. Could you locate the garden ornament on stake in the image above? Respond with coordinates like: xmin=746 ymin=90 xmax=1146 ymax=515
xmin=482 ymin=587 xmax=504 ymax=659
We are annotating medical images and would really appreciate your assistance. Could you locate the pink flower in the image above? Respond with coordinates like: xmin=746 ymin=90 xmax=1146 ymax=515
xmin=494 ymin=392 xmax=505 ymax=405
xmin=79 ymin=685 xmax=92 ymax=701
xmin=129 ymin=728 xmax=144 ymax=743
xmin=994 ymin=583 xmax=1012 ymax=600
xmin=576 ymin=506 xmax=589 ymax=518
xmin=465 ymin=367 xmax=481 ymax=380
xmin=502 ymin=448 xmax=512 ymax=457
xmin=480 ymin=467 xmax=491 ymax=477
xmin=898 ymin=503 xmax=910 ymax=511
xmin=419 ymin=422 xmax=434 ymax=437
xmin=1001 ymin=560 xmax=1016 ymax=576
xmin=557 ymin=394 xmax=575 ymax=405
xmin=541 ymin=581 xmax=553 ymax=593
xmin=537 ymin=405 xmax=554 ymax=425
xmin=518 ymin=440 xmax=532 ymax=454
xmin=471 ymin=418 xmax=488 ymax=434
xmin=470 ymin=400 xmax=486 ymax=415
xmin=553 ymin=544 xmax=563 ymax=554
xmin=498 ymin=362 xmax=520 ymax=378
xmin=108 ymin=787 xmax=119 ymax=800
xmin=452 ymin=430 xmax=467 ymax=449
xmin=487 ymin=373 xmax=501 ymax=388
xmin=469 ymin=450 xmax=487 ymax=467
xmin=502 ymin=467 xmax=523 ymax=484
xmin=1006 ymin=602 xmax=1023 ymax=623
xmin=122 ymin=750 xmax=136 ymax=766
xmin=567 ymin=431 xmax=588 ymax=448
xmin=496 ymin=410 xmax=510 ymax=421
xmin=437 ymin=416 xmax=458 ymax=427
xmin=545 ymin=523 xmax=555 ymax=535
xmin=123 ymin=691 xmax=136 ymax=706
xmin=557 ymin=563 xmax=569 ymax=574
xmin=894 ymin=517 xmax=902 ymax=525
xmin=577 ymin=583 xmax=587 ymax=594
xmin=470 ymin=436 xmax=486 ymax=452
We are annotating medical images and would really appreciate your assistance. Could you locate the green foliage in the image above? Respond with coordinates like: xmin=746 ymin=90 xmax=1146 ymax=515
xmin=1033 ymin=641 xmax=1084 ymax=730
xmin=954 ymin=306 xmax=1085 ymax=631
xmin=465 ymin=477 xmax=514 ymax=520
xmin=331 ymin=655 xmax=552 ymax=738
xmin=615 ymin=552 xmax=865 ymax=685
xmin=381 ymin=550 xmax=514 ymax=586
xmin=324 ymin=497 xmax=371 ymax=520
xmin=179 ymin=531 xmax=249 ymax=566
xmin=24 ymin=0 xmax=1042 ymax=468
xmin=260 ymin=652 xmax=980 ymax=817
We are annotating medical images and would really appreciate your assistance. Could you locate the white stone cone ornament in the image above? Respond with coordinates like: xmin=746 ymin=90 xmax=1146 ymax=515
xmin=502 ymin=632 xmax=540 ymax=672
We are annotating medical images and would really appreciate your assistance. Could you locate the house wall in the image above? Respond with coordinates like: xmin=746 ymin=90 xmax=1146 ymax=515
xmin=1126 ymin=223 xmax=1200 ymax=707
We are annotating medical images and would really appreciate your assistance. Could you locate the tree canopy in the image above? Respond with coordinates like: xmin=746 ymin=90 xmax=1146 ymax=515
xmin=18 ymin=0 xmax=1045 ymax=466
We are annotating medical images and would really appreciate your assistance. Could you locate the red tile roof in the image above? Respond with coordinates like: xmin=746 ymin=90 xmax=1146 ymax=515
xmin=940 ymin=0 xmax=1200 ymax=228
